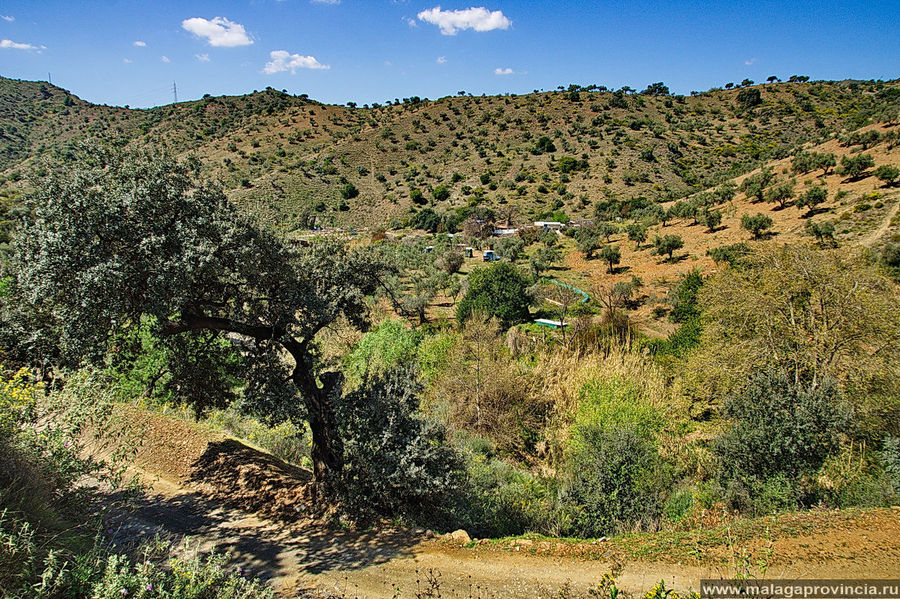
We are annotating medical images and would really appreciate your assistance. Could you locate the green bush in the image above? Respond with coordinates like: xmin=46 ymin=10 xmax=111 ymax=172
xmin=337 ymin=367 xmax=463 ymax=523
xmin=343 ymin=319 xmax=422 ymax=384
xmin=564 ymin=426 xmax=665 ymax=537
xmin=714 ymin=370 xmax=851 ymax=513
xmin=574 ymin=378 xmax=663 ymax=440
xmin=415 ymin=330 xmax=458 ymax=383
xmin=453 ymin=438 xmax=562 ymax=537
xmin=456 ymin=262 xmax=532 ymax=329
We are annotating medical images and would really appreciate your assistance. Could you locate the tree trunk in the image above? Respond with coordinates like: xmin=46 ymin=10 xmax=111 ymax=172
xmin=293 ymin=367 xmax=344 ymax=487
xmin=164 ymin=314 xmax=347 ymax=487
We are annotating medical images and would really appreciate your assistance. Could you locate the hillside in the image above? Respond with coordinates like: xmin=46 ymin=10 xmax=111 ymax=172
xmin=1 ymin=77 xmax=898 ymax=235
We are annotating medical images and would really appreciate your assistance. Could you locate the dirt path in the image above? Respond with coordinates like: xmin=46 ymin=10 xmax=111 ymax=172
xmin=861 ymin=195 xmax=900 ymax=246
xmin=92 ymin=407 xmax=899 ymax=598
xmin=101 ymin=472 xmax=900 ymax=599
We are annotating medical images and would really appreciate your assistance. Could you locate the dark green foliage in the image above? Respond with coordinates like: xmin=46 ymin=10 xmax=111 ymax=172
xmin=599 ymin=244 xmax=621 ymax=273
xmin=432 ymin=184 xmax=451 ymax=202
xmin=646 ymin=315 xmax=701 ymax=358
xmin=882 ymin=243 xmax=900 ymax=280
xmin=874 ymin=164 xmax=899 ymax=186
xmin=494 ymin=235 xmax=525 ymax=261
xmin=339 ymin=182 xmax=359 ymax=200
xmin=608 ymin=90 xmax=628 ymax=109
xmin=707 ymin=243 xmax=751 ymax=266
xmin=796 ymin=185 xmax=827 ymax=212
xmin=454 ymin=443 xmax=560 ymax=537
xmin=409 ymin=207 xmax=442 ymax=232
xmin=575 ymin=228 xmax=600 ymax=259
xmin=565 ymin=426 xmax=664 ymax=536
xmin=652 ymin=234 xmax=684 ymax=260
xmin=740 ymin=212 xmax=773 ymax=238
xmin=596 ymin=221 xmax=618 ymax=242
xmin=739 ymin=168 xmax=774 ymax=203
xmin=641 ymin=82 xmax=670 ymax=96
xmin=7 ymin=146 xmax=386 ymax=484
xmin=625 ymin=222 xmax=647 ymax=248
xmin=714 ymin=371 xmax=851 ymax=512
xmin=456 ymin=262 xmax=532 ymax=328
xmin=668 ymin=269 xmax=703 ymax=323
xmin=837 ymin=153 xmax=875 ymax=180
xmin=337 ymin=367 xmax=462 ymax=521
xmin=409 ymin=188 xmax=426 ymax=204
xmin=805 ymin=220 xmax=836 ymax=246
xmin=881 ymin=437 xmax=900 ymax=495
xmin=532 ymin=136 xmax=556 ymax=155
xmin=736 ymin=87 xmax=762 ymax=110
xmin=791 ymin=151 xmax=836 ymax=176
xmin=108 ymin=317 xmax=244 ymax=416
xmin=764 ymin=181 xmax=794 ymax=208
xmin=554 ymin=155 xmax=589 ymax=173
xmin=701 ymin=208 xmax=722 ymax=231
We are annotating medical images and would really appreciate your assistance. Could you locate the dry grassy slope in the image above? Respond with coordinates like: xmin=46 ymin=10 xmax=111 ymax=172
xmin=211 ymin=81 xmax=900 ymax=232
xmin=1 ymin=77 xmax=898 ymax=235
xmin=554 ymin=122 xmax=900 ymax=333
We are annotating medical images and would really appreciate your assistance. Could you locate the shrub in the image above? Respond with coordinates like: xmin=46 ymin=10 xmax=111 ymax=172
xmin=337 ymin=367 xmax=463 ymax=522
xmin=837 ymin=153 xmax=875 ymax=180
xmin=874 ymin=164 xmax=899 ymax=186
xmin=652 ymin=234 xmax=684 ymax=261
xmin=707 ymin=243 xmax=751 ymax=266
xmin=339 ymin=182 xmax=358 ymax=200
xmin=668 ymin=269 xmax=703 ymax=323
xmin=454 ymin=440 xmax=561 ymax=537
xmin=714 ymin=370 xmax=851 ymax=513
xmin=564 ymin=426 xmax=665 ymax=536
xmin=881 ymin=436 xmax=900 ymax=494
xmin=574 ymin=378 xmax=663 ymax=440
xmin=740 ymin=213 xmax=773 ymax=239
xmin=343 ymin=320 xmax=422 ymax=384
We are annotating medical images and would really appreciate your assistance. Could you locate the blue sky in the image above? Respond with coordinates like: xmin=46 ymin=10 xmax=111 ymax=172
xmin=0 ymin=0 xmax=897 ymax=108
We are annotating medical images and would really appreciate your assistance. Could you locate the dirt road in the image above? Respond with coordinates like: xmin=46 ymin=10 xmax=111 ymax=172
xmin=93 ymin=408 xmax=899 ymax=598
xmin=102 ymin=473 xmax=900 ymax=599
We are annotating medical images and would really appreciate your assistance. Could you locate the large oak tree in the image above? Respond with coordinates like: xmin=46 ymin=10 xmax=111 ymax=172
xmin=7 ymin=147 xmax=386 ymax=487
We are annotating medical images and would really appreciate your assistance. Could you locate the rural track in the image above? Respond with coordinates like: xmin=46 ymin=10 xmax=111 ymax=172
xmin=101 ymin=472 xmax=900 ymax=599
xmin=861 ymin=195 xmax=900 ymax=246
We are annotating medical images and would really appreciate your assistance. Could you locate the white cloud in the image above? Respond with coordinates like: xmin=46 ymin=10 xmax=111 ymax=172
xmin=263 ymin=50 xmax=329 ymax=74
xmin=494 ymin=67 xmax=513 ymax=75
xmin=1 ymin=15 xmax=14 ymax=22
xmin=123 ymin=58 xmax=133 ymax=64
xmin=182 ymin=16 xmax=252 ymax=47
xmin=195 ymin=53 xmax=210 ymax=62
xmin=0 ymin=38 xmax=45 ymax=51
xmin=161 ymin=55 xmax=171 ymax=63
xmin=406 ymin=17 xmax=417 ymax=27
xmin=133 ymin=40 xmax=146 ymax=47
xmin=436 ymin=56 xmax=446 ymax=64
xmin=745 ymin=57 xmax=756 ymax=65
xmin=417 ymin=6 xmax=511 ymax=35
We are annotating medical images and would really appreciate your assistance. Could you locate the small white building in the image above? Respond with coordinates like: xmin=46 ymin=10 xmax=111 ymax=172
xmin=534 ymin=221 xmax=564 ymax=231
xmin=493 ymin=228 xmax=519 ymax=236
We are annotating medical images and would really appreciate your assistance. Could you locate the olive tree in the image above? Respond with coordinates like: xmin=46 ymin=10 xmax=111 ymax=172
xmin=652 ymin=234 xmax=684 ymax=261
xmin=599 ymin=244 xmax=622 ymax=273
xmin=7 ymin=147 xmax=386 ymax=488
xmin=740 ymin=213 xmax=773 ymax=239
